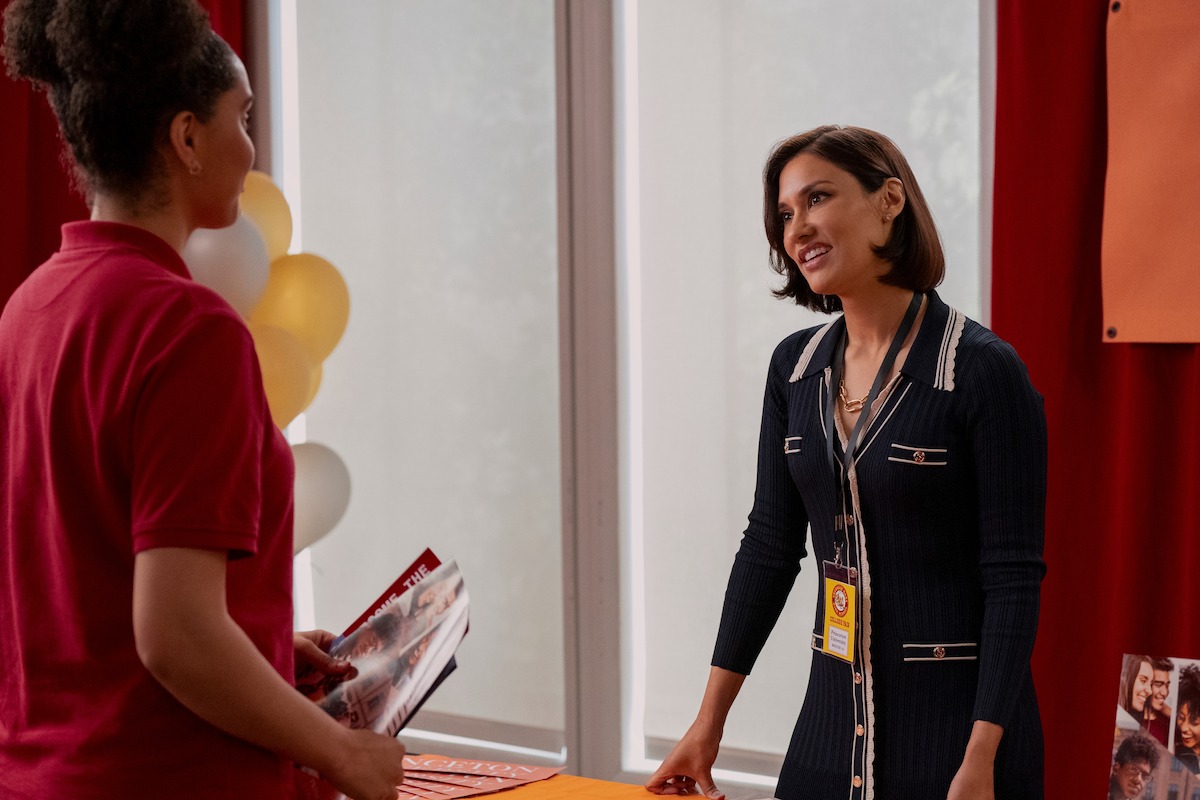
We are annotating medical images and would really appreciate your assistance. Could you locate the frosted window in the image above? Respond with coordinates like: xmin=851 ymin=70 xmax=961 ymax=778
xmin=293 ymin=0 xmax=562 ymax=737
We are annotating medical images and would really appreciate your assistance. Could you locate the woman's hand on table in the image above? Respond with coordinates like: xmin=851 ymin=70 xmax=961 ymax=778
xmin=647 ymin=666 xmax=745 ymax=799
xmin=645 ymin=722 xmax=725 ymax=799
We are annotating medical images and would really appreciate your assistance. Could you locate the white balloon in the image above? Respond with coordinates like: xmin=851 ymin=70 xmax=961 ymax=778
xmin=291 ymin=442 xmax=352 ymax=554
xmin=183 ymin=214 xmax=271 ymax=317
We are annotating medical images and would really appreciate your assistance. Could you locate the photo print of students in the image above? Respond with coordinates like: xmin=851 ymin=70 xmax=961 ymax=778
xmin=1119 ymin=655 xmax=1156 ymax=727
xmin=1144 ymin=658 xmax=1174 ymax=747
xmin=1175 ymin=665 xmax=1200 ymax=773
xmin=1114 ymin=654 xmax=1200 ymax=791
xmin=1109 ymin=731 xmax=1158 ymax=800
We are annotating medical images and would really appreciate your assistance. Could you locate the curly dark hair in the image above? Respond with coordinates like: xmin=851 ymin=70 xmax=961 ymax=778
xmin=762 ymin=125 xmax=945 ymax=313
xmin=1178 ymin=664 xmax=1200 ymax=724
xmin=1114 ymin=731 xmax=1160 ymax=770
xmin=2 ymin=0 xmax=236 ymax=203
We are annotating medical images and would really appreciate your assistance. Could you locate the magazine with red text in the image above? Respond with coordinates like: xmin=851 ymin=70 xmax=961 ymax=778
xmin=295 ymin=551 xmax=469 ymax=800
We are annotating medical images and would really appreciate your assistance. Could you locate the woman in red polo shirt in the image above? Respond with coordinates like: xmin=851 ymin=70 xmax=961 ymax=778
xmin=0 ymin=2 xmax=405 ymax=798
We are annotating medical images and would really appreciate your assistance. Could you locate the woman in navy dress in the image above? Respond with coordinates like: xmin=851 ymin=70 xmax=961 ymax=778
xmin=647 ymin=126 xmax=1046 ymax=800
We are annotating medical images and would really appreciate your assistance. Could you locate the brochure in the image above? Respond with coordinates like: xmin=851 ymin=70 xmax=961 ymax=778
xmin=395 ymin=755 xmax=562 ymax=800
xmin=295 ymin=551 xmax=469 ymax=800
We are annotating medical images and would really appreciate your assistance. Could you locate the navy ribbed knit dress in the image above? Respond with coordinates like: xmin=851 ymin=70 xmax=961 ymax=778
xmin=713 ymin=291 xmax=1046 ymax=799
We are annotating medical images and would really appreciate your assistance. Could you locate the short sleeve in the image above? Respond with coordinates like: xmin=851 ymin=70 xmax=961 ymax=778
xmin=130 ymin=313 xmax=271 ymax=557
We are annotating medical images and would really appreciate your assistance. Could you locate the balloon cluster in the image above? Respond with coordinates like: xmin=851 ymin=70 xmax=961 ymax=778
xmin=183 ymin=170 xmax=352 ymax=553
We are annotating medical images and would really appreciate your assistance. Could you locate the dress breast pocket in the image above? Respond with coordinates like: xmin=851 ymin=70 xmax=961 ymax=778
xmin=886 ymin=442 xmax=948 ymax=466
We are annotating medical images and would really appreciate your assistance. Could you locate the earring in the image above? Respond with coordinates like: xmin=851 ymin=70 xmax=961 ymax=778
xmin=189 ymin=162 xmax=202 ymax=176
xmin=883 ymin=213 xmax=892 ymax=222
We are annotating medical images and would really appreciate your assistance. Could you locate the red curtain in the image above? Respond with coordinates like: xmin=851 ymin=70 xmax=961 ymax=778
xmin=993 ymin=0 xmax=1200 ymax=793
xmin=0 ymin=0 xmax=244 ymax=309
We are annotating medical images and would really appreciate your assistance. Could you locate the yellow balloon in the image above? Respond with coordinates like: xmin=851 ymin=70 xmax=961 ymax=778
xmin=303 ymin=363 xmax=323 ymax=410
xmin=239 ymin=171 xmax=293 ymax=261
xmin=248 ymin=322 xmax=313 ymax=428
xmin=250 ymin=253 xmax=350 ymax=363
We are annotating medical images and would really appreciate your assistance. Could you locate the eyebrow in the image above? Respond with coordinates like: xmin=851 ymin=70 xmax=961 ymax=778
xmin=778 ymin=180 xmax=834 ymax=209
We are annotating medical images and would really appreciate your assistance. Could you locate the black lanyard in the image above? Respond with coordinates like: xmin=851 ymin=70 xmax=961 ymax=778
xmin=825 ymin=291 xmax=922 ymax=483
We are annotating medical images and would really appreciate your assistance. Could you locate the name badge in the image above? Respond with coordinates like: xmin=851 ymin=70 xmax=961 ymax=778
xmin=821 ymin=561 xmax=856 ymax=662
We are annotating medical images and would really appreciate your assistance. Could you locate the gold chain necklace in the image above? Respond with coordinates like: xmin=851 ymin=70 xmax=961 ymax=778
xmin=838 ymin=379 xmax=869 ymax=413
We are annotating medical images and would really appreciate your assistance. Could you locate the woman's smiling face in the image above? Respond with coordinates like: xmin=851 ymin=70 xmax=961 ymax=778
xmin=1131 ymin=661 xmax=1153 ymax=713
xmin=1180 ymin=702 xmax=1199 ymax=752
xmin=776 ymin=152 xmax=895 ymax=300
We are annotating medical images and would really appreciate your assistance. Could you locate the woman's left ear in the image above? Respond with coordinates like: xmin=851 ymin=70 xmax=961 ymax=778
xmin=881 ymin=177 xmax=906 ymax=221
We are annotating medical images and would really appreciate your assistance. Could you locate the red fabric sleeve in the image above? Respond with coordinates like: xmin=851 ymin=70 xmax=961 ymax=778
xmin=130 ymin=313 xmax=270 ymax=557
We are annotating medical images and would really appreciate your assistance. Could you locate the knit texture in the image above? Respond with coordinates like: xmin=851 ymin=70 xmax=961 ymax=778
xmin=713 ymin=291 xmax=1046 ymax=799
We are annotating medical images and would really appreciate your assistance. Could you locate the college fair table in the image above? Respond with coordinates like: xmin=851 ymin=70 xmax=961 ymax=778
xmin=384 ymin=754 xmax=774 ymax=800
xmin=496 ymin=774 xmax=653 ymax=798
xmin=487 ymin=774 xmax=774 ymax=800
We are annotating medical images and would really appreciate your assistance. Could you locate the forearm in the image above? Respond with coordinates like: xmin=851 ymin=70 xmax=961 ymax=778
xmin=694 ymin=666 xmax=746 ymax=734
xmin=140 ymin=608 xmax=351 ymax=773
xmin=947 ymin=720 xmax=1003 ymax=800
xmin=962 ymin=719 xmax=1003 ymax=766
xmin=133 ymin=548 xmax=352 ymax=776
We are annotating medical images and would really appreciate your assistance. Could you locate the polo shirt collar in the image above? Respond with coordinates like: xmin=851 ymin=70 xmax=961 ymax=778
xmin=788 ymin=290 xmax=966 ymax=392
xmin=60 ymin=221 xmax=191 ymax=280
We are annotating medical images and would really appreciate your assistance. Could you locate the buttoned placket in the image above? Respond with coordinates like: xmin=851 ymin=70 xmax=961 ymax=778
xmin=828 ymin=372 xmax=875 ymax=799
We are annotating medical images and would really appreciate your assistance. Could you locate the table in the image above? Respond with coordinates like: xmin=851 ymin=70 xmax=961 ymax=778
xmin=497 ymin=774 xmax=653 ymax=799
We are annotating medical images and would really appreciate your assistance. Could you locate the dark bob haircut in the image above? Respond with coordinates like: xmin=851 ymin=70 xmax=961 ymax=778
xmin=763 ymin=125 xmax=945 ymax=313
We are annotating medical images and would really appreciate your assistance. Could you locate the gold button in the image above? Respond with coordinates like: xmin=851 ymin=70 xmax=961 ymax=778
xmin=854 ymin=672 xmax=863 ymax=684
xmin=852 ymin=775 xmax=863 ymax=788
xmin=913 ymin=450 xmax=926 ymax=463
xmin=933 ymin=646 xmax=946 ymax=659
xmin=856 ymin=724 xmax=864 ymax=736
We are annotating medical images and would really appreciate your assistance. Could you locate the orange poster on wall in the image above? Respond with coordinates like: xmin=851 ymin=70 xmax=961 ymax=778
xmin=1101 ymin=0 xmax=1200 ymax=342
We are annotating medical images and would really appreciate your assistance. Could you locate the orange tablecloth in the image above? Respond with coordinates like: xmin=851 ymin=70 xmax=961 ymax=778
xmin=495 ymin=774 xmax=651 ymax=799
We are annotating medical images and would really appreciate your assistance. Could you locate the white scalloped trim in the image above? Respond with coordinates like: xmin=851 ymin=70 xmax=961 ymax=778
xmin=936 ymin=308 xmax=966 ymax=392
xmin=789 ymin=320 xmax=837 ymax=383
xmin=847 ymin=467 xmax=876 ymax=799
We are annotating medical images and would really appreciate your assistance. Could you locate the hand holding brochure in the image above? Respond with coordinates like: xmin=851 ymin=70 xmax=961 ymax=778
xmin=295 ymin=550 xmax=469 ymax=800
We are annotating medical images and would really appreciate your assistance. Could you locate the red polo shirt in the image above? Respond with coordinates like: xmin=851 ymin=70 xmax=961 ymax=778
xmin=0 ymin=221 xmax=295 ymax=798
